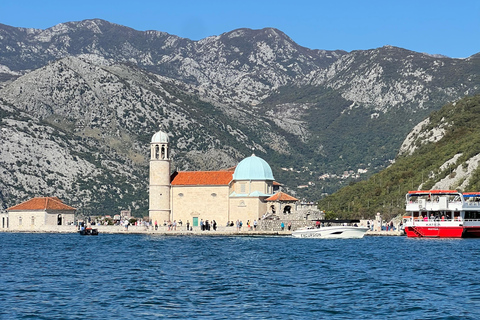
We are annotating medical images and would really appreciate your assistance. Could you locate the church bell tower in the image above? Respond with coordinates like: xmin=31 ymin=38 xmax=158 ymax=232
xmin=149 ymin=128 xmax=171 ymax=224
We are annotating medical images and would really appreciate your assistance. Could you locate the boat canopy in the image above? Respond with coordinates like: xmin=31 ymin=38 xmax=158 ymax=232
xmin=407 ymin=190 xmax=459 ymax=196
xmin=463 ymin=192 xmax=480 ymax=198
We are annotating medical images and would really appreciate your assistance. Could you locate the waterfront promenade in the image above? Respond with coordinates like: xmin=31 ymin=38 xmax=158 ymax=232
xmin=0 ymin=224 xmax=404 ymax=236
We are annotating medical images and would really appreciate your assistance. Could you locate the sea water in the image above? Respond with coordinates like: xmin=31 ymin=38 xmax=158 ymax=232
xmin=1 ymin=233 xmax=479 ymax=319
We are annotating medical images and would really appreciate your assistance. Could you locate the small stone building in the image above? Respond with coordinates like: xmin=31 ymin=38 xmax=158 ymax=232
xmin=265 ymin=191 xmax=299 ymax=217
xmin=7 ymin=197 xmax=76 ymax=231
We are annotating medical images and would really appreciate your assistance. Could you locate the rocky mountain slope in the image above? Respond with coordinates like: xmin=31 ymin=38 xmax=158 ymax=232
xmin=0 ymin=20 xmax=345 ymax=106
xmin=1 ymin=19 xmax=480 ymax=215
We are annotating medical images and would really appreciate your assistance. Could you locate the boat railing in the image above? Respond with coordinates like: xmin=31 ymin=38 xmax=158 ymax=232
xmin=406 ymin=200 xmax=464 ymax=211
xmin=404 ymin=218 xmax=463 ymax=227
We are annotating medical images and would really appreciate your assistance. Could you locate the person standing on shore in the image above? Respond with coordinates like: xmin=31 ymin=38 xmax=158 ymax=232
xmin=281 ymin=222 xmax=285 ymax=231
xmin=253 ymin=220 xmax=257 ymax=230
xmin=155 ymin=220 xmax=158 ymax=230
xmin=186 ymin=220 xmax=190 ymax=231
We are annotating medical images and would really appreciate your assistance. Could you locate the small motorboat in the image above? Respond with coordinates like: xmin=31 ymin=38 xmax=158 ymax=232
xmin=292 ymin=219 xmax=369 ymax=239
xmin=79 ymin=227 xmax=99 ymax=235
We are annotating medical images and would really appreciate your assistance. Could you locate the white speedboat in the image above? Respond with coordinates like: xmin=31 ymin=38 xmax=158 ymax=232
xmin=292 ymin=220 xmax=369 ymax=239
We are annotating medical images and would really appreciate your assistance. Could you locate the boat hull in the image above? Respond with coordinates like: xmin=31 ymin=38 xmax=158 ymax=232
xmin=292 ymin=226 xmax=369 ymax=239
xmin=405 ymin=224 xmax=480 ymax=238
xmin=405 ymin=226 xmax=464 ymax=238
xmin=79 ymin=228 xmax=99 ymax=236
xmin=462 ymin=226 xmax=480 ymax=238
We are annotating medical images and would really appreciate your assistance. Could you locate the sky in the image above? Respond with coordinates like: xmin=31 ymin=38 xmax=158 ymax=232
xmin=1 ymin=0 xmax=479 ymax=58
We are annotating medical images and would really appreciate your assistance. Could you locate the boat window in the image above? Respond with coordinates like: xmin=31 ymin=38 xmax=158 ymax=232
xmin=465 ymin=211 xmax=480 ymax=220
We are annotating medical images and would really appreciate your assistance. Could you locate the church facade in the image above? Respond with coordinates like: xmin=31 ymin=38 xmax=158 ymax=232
xmin=149 ymin=129 xmax=296 ymax=227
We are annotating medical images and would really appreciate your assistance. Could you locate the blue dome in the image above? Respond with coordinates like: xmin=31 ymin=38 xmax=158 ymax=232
xmin=233 ymin=154 xmax=274 ymax=181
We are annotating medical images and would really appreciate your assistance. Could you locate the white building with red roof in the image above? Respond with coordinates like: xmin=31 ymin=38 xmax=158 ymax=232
xmin=6 ymin=197 xmax=76 ymax=231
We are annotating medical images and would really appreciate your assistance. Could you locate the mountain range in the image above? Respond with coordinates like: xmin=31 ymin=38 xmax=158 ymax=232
xmin=1 ymin=19 xmax=479 ymax=216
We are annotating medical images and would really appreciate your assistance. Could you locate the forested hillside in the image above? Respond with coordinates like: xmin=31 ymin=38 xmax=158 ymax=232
xmin=318 ymin=94 xmax=480 ymax=220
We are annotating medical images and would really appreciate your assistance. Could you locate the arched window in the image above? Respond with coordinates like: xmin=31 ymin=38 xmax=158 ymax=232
xmin=155 ymin=145 xmax=160 ymax=159
xmin=270 ymin=205 xmax=276 ymax=214
xmin=283 ymin=205 xmax=292 ymax=214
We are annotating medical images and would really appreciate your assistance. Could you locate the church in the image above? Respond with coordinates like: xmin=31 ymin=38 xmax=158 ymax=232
xmin=149 ymin=128 xmax=299 ymax=227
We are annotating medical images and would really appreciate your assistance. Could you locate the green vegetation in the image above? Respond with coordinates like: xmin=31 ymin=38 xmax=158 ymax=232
xmin=318 ymin=94 xmax=480 ymax=219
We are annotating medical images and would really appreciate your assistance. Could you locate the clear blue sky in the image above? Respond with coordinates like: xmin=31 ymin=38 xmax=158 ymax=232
xmin=1 ymin=0 xmax=478 ymax=58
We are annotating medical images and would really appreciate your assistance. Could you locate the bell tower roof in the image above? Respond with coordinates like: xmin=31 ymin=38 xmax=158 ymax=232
xmin=151 ymin=129 xmax=169 ymax=143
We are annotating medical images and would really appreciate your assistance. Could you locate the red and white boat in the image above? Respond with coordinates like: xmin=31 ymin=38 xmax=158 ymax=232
xmin=404 ymin=190 xmax=480 ymax=238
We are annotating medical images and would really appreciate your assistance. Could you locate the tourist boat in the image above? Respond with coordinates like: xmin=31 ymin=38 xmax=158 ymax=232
xmin=404 ymin=190 xmax=480 ymax=238
xmin=79 ymin=227 xmax=99 ymax=235
xmin=292 ymin=220 xmax=369 ymax=238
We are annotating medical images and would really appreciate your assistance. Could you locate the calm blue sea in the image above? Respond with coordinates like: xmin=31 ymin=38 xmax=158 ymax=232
xmin=1 ymin=233 xmax=479 ymax=319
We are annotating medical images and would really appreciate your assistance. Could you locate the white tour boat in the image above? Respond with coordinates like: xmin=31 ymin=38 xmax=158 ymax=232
xmin=292 ymin=220 xmax=369 ymax=239
xmin=404 ymin=190 xmax=480 ymax=238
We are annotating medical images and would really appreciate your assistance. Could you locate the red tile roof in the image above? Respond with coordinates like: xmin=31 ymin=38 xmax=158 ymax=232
xmin=171 ymin=171 xmax=233 ymax=186
xmin=265 ymin=192 xmax=298 ymax=202
xmin=8 ymin=197 xmax=76 ymax=211
xmin=273 ymin=181 xmax=282 ymax=186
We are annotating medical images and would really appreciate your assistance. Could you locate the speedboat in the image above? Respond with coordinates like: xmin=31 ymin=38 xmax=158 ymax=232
xmin=292 ymin=220 xmax=369 ymax=238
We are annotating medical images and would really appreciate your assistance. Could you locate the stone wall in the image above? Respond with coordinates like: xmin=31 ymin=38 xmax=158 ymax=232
xmin=259 ymin=207 xmax=324 ymax=231
xmin=259 ymin=219 xmax=314 ymax=231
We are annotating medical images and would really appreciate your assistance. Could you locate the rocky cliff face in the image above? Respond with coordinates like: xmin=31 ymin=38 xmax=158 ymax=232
xmin=1 ymin=19 xmax=480 ymax=213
